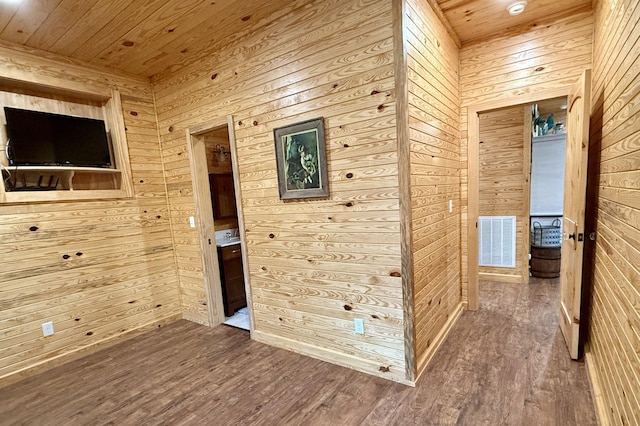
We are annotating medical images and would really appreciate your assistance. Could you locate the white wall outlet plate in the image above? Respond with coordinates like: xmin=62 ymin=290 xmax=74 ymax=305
xmin=354 ymin=318 xmax=364 ymax=335
xmin=42 ymin=321 xmax=54 ymax=337
xmin=189 ymin=216 xmax=195 ymax=228
xmin=449 ymin=199 xmax=453 ymax=213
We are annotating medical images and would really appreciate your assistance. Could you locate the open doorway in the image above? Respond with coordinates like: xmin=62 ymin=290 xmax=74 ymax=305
xmin=467 ymin=70 xmax=592 ymax=360
xmin=528 ymin=98 xmax=568 ymax=280
xmin=474 ymin=99 xmax=568 ymax=349
xmin=476 ymin=97 xmax=568 ymax=285
xmin=186 ymin=117 xmax=253 ymax=333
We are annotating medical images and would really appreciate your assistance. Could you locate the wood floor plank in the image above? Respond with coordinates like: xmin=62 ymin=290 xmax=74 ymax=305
xmin=0 ymin=278 xmax=596 ymax=425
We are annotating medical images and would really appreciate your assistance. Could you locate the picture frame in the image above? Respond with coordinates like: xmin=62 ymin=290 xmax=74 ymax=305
xmin=273 ymin=117 xmax=329 ymax=200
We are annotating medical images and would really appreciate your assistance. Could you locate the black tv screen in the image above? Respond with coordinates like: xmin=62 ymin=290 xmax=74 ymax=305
xmin=5 ymin=107 xmax=112 ymax=168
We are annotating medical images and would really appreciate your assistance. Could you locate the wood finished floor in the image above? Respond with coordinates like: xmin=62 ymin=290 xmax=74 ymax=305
xmin=0 ymin=278 xmax=596 ymax=425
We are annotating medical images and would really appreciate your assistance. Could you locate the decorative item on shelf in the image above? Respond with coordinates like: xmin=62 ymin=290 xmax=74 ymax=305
xmin=214 ymin=144 xmax=229 ymax=163
xmin=273 ymin=117 xmax=328 ymax=200
xmin=1 ymin=164 xmax=10 ymax=186
xmin=546 ymin=113 xmax=555 ymax=132
xmin=533 ymin=115 xmax=545 ymax=136
xmin=533 ymin=113 xmax=556 ymax=136
xmin=5 ymin=171 xmax=60 ymax=192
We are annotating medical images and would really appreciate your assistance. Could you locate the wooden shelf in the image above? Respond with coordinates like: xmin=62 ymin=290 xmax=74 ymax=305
xmin=4 ymin=166 xmax=120 ymax=173
xmin=1 ymin=166 xmax=127 ymax=203
xmin=0 ymin=88 xmax=134 ymax=203
xmin=4 ymin=189 xmax=128 ymax=203
xmin=532 ymin=133 xmax=566 ymax=143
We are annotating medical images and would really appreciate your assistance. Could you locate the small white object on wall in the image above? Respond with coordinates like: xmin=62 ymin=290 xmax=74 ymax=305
xmin=42 ymin=321 xmax=54 ymax=337
xmin=354 ymin=318 xmax=364 ymax=335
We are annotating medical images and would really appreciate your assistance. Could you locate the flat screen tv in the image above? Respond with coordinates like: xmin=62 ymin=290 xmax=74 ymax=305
xmin=5 ymin=107 xmax=113 ymax=168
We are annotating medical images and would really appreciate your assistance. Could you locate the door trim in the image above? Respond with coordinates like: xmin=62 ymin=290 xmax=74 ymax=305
xmin=186 ymin=116 xmax=253 ymax=333
xmin=467 ymin=87 xmax=572 ymax=310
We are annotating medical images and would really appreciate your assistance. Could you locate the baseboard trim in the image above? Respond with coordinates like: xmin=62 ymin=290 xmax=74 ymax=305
xmin=584 ymin=343 xmax=609 ymax=426
xmin=0 ymin=313 xmax=181 ymax=389
xmin=415 ymin=302 xmax=465 ymax=379
xmin=252 ymin=329 xmax=415 ymax=387
xmin=479 ymin=272 xmax=523 ymax=283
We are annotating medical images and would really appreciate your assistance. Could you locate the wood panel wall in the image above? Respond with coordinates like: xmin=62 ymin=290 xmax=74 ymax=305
xmin=459 ymin=11 xmax=594 ymax=301
xmin=0 ymin=43 xmax=181 ymax=385
xmin=152 ymin=0 xmax=409 ymax=383
xmin=586 ymin=0 xmax=640 ymax=423
xmin=478 ymin=106 xmax=529 ymax=283
xmin=405 ymin=0 xmax=462 ymax=375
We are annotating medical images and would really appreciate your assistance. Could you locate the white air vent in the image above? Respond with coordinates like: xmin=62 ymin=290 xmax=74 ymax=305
xmin=478 ymin=216 xmax=516 ymax=268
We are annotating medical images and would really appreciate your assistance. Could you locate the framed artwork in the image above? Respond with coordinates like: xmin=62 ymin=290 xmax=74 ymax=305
xmin=273 ymin=117 xmax=329 ymax=200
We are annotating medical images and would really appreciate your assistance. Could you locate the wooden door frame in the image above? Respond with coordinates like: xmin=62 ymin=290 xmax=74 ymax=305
xmin=186 ymin=116 xmax=254 ymax=334
xmin=467 ymin=87 xmax=571 ymax=310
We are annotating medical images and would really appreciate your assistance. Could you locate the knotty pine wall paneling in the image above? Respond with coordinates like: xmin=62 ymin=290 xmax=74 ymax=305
xmin=153 ymin=0 xmax=410 ymax=383
xmin=585 ymin=0 xmax=640 ymax=423
xmin=478 ymin=106 xmax=528 ymax=283
xmin=405 ymin=0 xmax=463 ymax=376
xmin=459 ymin=11 xmax=594 ymax=301
xmin=0 ymin=44 xmax=180 ymax=386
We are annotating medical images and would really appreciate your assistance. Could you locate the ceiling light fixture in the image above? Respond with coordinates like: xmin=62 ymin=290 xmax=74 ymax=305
xmin=507 ymin=1 xmax=527 ymax=16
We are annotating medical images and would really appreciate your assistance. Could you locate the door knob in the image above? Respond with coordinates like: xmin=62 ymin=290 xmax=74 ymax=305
xmin=588 ymin=232 xmax=596 ymax=241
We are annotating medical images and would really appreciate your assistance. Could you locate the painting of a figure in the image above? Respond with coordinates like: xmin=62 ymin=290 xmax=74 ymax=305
xmin=284 ymin=129 xmax=319 ymax=190
xmin=273 ymin=118 xmax=328 ymax=199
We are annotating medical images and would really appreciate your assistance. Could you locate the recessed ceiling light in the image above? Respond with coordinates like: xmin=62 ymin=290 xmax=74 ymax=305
xmin=507 ymin=1 xmax=527 ymax=15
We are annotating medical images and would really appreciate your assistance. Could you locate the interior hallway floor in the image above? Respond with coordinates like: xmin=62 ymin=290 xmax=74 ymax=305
xmin=0 ymin=278 xmax=596 ymax=425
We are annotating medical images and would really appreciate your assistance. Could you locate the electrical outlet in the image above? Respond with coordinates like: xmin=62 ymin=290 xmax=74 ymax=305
xmin=42 ymin=321 xmax=54 ymax=337
xmin=189 ymin=216 xmax=195 ymax=228
xmin=449 ymin=199 xmax=453 ymax=213
xmin=354 ymin=318 xmax=364 ymax=335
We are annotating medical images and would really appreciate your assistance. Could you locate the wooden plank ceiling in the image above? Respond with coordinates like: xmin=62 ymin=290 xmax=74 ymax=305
xmin=0 ymin=0 xmax=296 ymax=78
xmin=0 ymin=0 xmax=593 ymax=77
xmin=435 ymin=0 xmax=592 ymax=44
